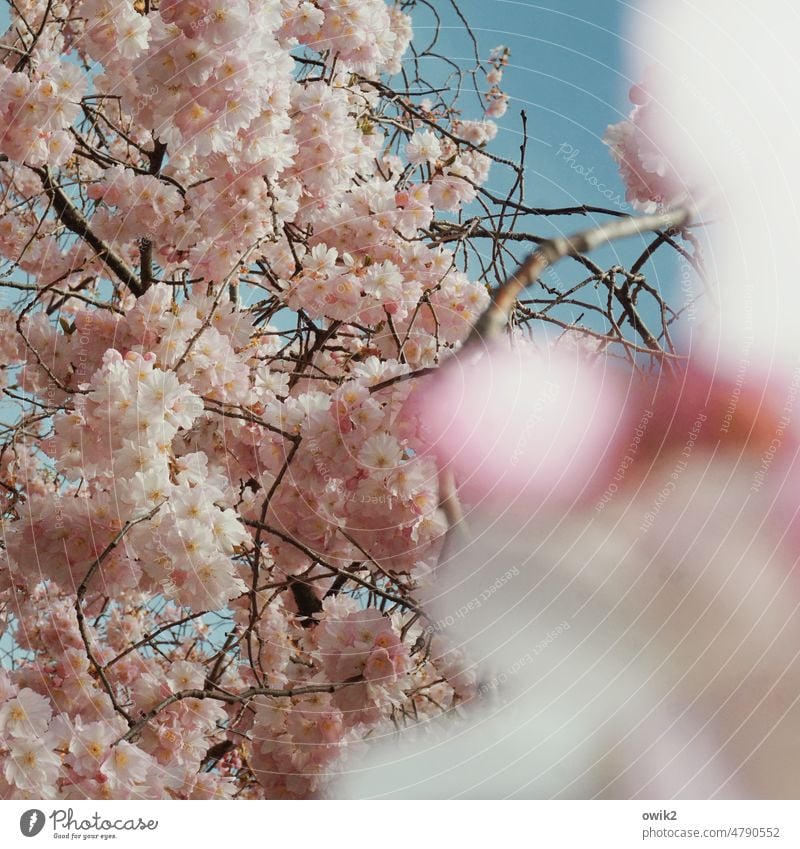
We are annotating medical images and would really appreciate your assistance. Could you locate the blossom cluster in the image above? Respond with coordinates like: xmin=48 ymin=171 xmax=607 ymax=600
xmin=604 ymin=72 xmax=685 ymax=211
xmin=0 ymin=0 xmax=511 ymax=799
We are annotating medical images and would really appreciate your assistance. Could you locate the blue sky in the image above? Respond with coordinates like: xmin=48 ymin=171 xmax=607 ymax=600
xmin=433 ymin=0 xmax=634 ymax=212
xmin=404 ymin=0 xmax=685 ymax=348
xmin=422 ymin=0 xmax=683 ymax=287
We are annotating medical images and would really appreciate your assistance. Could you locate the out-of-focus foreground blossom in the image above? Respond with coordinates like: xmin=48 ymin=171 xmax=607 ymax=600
xmin=604 ymin=69 xmax=689 ymax=213
xmin=403 ymin=342 xmax=633 ymax=511
xmin=336 ymin=0 xmax=800 ymax=799
xmin=338 ymin=355 xmax=800 ymax=798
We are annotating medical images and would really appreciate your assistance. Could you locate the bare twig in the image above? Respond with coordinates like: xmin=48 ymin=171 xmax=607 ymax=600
xmin=31 ymin=166 xmax=145 ymax=296
xmin=463 ymin=205 xmax=694 ymax=349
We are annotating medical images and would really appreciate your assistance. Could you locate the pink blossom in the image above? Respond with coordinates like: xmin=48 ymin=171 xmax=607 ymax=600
xmin=604 ymin=73 xmax=687 ymax=212
xmin=406 ymin=131 xmax=442 ymax=165
xmin=4 ymin=738 xmax=61 ymax=793
xmin=0 ymin=688 xmax=53 ymax=738
xmin=101 ymin=741 xmax=153 ymax=790
xmin=68 ymin=721 xmax=120 ymax=778
xmin=358 ymin=433 xmax=404 ymax=472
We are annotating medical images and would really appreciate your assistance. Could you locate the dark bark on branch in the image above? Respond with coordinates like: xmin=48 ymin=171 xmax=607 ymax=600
xmin=464 ymin=205 xmax=694 ymax=349
xmin=31 ymin=166 xmax=146 ymax=297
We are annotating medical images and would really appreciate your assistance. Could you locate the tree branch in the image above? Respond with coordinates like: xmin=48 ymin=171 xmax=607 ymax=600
xmin=31 ymin=166 xmax=146 ymax=297
xmin=463 ymin=204 xmax=694 ymax=349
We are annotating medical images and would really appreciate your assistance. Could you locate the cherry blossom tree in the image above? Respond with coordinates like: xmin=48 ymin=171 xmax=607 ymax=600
xmin=0 ymin=0 xmax=716 ymax=800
